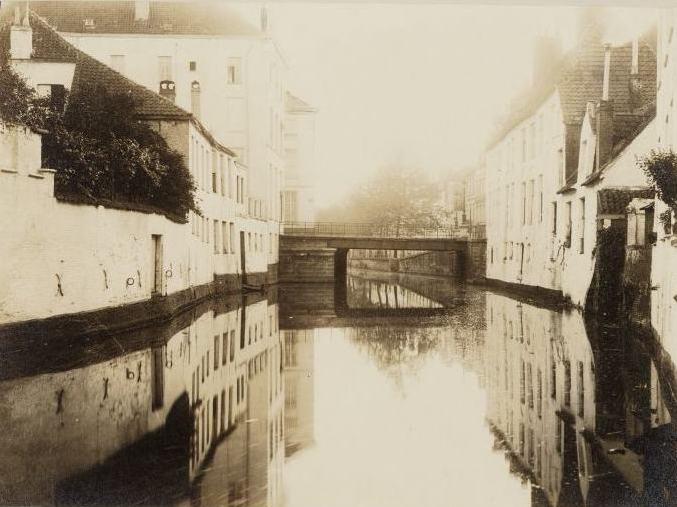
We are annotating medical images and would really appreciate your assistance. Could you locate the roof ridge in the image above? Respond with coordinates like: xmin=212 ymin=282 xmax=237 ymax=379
xmin=30 ymin=11 xmax=192 ymax=119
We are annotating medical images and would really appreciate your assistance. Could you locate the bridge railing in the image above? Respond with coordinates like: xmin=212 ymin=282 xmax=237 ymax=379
xmin=281 ymin=222 xmax=467 ymax=239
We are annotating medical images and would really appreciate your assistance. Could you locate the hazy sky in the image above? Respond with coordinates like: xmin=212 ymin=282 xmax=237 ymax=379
xmin=233 ymin=3 xmax=656 ymax=206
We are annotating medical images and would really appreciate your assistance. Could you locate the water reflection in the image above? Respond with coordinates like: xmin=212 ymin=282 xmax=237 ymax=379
xmin=347 ymin=272 xmax=443 ymax=309
xmin=1 ymin=274 xmax=676 ymax=506
xmin=0 ymin=293 xmax=287 ymax=506
xmin=484 ymin=293 xmax=677 ymax=506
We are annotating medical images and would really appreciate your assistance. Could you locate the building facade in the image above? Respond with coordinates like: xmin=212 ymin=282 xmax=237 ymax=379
xmin=485 ymin=26 xmax=656 ymax=300
xmin=651 ymin=9 xmax=677 ymax=365
xmin=464 ymin=160 xmax=486 ymax=240
xmin=0 ymin=9 xmax=276 ymax=325
xmin=283 ymin=92 xmax=318 ymax=223
xmin=29 ymin=0 xmax=288 ymax=269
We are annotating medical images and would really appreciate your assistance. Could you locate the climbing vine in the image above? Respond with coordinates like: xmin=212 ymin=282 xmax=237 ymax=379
xmin=638 ymin=150 xmax=677 ymax=234
xmin=0 ymin=44 xmax=198 ymax=221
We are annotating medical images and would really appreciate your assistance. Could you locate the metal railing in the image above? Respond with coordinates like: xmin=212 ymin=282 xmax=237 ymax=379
xmin=281 ymin=222 xmax=466 ymax=239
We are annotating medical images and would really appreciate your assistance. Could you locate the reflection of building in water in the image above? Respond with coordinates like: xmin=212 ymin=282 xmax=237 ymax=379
xmin=182 ymin=296 xmax=285 ymax=507
xmin=0 ymin=347 xmax=156 ymax=505
xmin=283 ymin=330 xmax=316 ymax=457
xmin=484 ymin=293 xmax=676 ymax=506
xmin=0 ymin=295 xmax=284 ymax=507
xmin=346 ymin=275 xmax=443 ymax=309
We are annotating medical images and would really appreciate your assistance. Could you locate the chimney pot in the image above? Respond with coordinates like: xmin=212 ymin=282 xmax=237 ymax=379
xmin=602 ymin=43 xmax=612 ymax=101
xmin=159 ymin=80 xmax=176 ymax=103
xmin=10 ymin=4 xmax=32 ymax=61
xmin=631 ymin=38 xmax=639 ymax=75
xmin=135 ymin=0 xmax=150 ymax=22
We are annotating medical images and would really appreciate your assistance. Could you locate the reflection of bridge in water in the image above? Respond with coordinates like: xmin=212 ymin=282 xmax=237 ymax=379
xmin=279 ymin=272 xmax=471 ymax=330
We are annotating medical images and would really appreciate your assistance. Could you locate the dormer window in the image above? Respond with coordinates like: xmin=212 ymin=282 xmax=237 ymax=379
xmin=189 ymin=61 xmax=197 ymax=71
xmin=83 ymin=18 xmax=96 ymax=30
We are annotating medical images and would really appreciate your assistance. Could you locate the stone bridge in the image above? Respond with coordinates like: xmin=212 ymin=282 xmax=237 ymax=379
xmin=279 ymin=223 xmax=486 ymax=284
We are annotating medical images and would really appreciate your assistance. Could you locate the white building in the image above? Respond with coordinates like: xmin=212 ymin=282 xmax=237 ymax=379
xmin=651 ymin=9 xmax=677 ymax=364
xmin=556 ymin=38 xmax=656 ymax=308
xmin=485 ymin=26 xmax=656 ymax=297
xmin=0 ymin=8 xmax=275 ymax=324
xmin=29 ymin=0 xmax=286 ymax=268
xmin=283 ymin=92 xmax=318 ymax=223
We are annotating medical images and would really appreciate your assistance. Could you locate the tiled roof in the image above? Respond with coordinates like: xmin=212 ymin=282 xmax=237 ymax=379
xmin=16 ymin=1 xmax=260 ymax=36
xmin=597 ymin=187 xmax=654 ymax=215
xmin=488 ymin=27 xmax=657 ymax=150
xmin=17 ymin=11 xmax=192 ymax=119
xmin=0 ymin=11 xmax=235 ymax=155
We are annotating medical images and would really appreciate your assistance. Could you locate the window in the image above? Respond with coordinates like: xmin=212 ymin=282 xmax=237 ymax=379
xmin=579 ymin=197 xmax=586 ymax=254
xmin=521 ymin=182 xmax=526 ymax=225
xmin=577 ymin=361 xmax=585 ymax=417
xmin=214 ymin=335 xmax=220 ymax=370
xmin=564 ymin=360 xmax=571 ymax=407
xmin=158 ymin=56 xmax=172 ymax=81
xmin=151 ymin=346 xmax=165 ymax=410
xmin=213 ymin=220 xmax=220 ymax=254
xmin=536 ymin=368 xmax=542 ymax=418
xmin=550 ymin=358 xmax=556 ymax=399
xmin=240 ymin=327 xmax=245 ymax=349
xmin=564 ymin=201 xmax=572 ymax=248
xmin=528 ymin=179 xmax=534 ymax=225
xmin=527 ymin=363 xmax=533 ymax=408
xmin=230 ymin=223 xmax=236 ymax=252
xmin=222 ymin=221 xmax=229 ymax=254
xmin=222 ymin=333 xmax=228 ymax=365
xmin=220 ymin=155 xmax=226 ymax=196
xmin=558 ymin=148 xmax=565 ymax=186
xmin=189 ymin=60 xmax=197 ymax=71
xmin=230 ymin=330 xmax=235 ymax=360
xmin=551 ymin=202 xmax=558 ymax=235
xmin=227 ymin=57 xmax=242 ymax=84
xmin=110 ymin=55 xmax=125 ymax=74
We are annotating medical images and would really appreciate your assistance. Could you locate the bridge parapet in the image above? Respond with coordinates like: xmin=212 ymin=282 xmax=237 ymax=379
xmin=282 ymin=222 xmax=466 ymax=240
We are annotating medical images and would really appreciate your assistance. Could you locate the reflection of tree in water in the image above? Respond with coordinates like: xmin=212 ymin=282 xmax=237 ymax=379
xmin=349 ymin=325 xmax=442 ymax=390
xmin=346 ymin=276 xmax=442 ymax=309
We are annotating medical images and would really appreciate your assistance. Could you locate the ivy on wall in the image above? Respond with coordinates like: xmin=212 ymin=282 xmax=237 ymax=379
xmin=638 ymin=150 xmax=677 ymax=234
xmin=0 ymin=49 xmax=198 ymax=221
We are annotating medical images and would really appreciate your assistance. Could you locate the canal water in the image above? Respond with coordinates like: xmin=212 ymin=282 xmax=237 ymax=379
xmin=0 ymin=271 xmax=675 ymax=506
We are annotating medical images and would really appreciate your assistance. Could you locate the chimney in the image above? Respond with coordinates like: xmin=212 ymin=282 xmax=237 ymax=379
xmin=159 ymin=80 xmax=176 ymax=102
xmin=595 ymin=44 xmax=614 ymax=171
xmin=135 ymin=0 xmax=150 ymax=22
xmin=10 ymin=3 xmax=32 ymax=60
xmin=595 ymin=100 xmax=614 ymax=171
xmin=602 ymin=43 xmax=611 ymax=101
xmin=630 ymin=37 xmax=643 ymax=112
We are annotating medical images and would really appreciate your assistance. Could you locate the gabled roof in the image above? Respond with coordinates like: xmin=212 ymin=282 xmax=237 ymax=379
xmin=21 ymin=11 xmax=191 ymax=119
xmin=597 ymin=187 xmax=654 ymax=216
xmin=16 ymin=1 xmax=260 ymax=37
xmin=0 ymin=10 xmax=235 ymax=155
xmin=487 ymin=28 xmax=657 ymax=150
